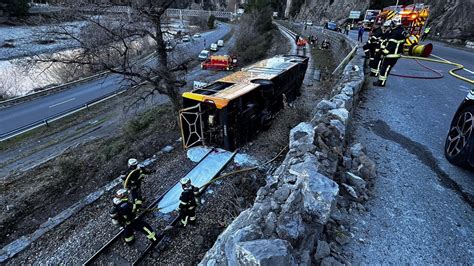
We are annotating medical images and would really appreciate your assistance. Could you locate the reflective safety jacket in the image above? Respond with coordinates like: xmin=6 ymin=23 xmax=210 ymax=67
xmin=122 ymin=167 xmax=150 ymax=189
xmin=381 ymin=26 xmax=407 ymax=58
xmin=110 ymin=199 xmax=136 ymax=226
xmin=178 ymin=186 xmax=200 ymax=211
xmin=368 ymin=27 xmax=384 ymax=46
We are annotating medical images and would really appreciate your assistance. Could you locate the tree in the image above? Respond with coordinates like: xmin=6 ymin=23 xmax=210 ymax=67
xmin=31 ymin=2 xmax=190 ymax=113
xmin=6 ymin=0 xmax=29 ymax=17
xmin=207 ymin=14 xmax=216 ymax=29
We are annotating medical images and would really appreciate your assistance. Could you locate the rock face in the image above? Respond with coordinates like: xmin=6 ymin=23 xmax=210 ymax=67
xmin=235 ymin=239 xmax=296 ymax=266
xmin=284 ymin=0 xmax=473 ymax=42
xmin=421 ymin=0 xmax=474 ymax=42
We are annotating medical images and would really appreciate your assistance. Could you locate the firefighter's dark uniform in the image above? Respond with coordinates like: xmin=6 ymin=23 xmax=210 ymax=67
xmin=366 ymin=27 xmax=385 ymax=76
xmin=177 ymin=185 xmax=200 ymax=227
xmin=122 ymin=167 xmax=150 ymax=212
xmin=375 ymin=26 xmax=407 ymax=87
xmin=110 ymin=198 xmax=157 ymax=244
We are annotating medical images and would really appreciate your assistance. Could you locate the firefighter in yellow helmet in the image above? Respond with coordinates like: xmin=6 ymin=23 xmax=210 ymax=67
xmin=122 ymin=158 xmax=152 ymax=212
xmin=373 ymin=20 xmax=408 ymax=87
xmin=176 ymin=177 xmax=201 ymax=227
xmin=109 ymin=189 xmax=158 ymax=245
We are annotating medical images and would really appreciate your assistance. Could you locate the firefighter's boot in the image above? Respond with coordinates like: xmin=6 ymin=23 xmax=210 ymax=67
xmin=372 ymin=80 xmax=385 ymax=87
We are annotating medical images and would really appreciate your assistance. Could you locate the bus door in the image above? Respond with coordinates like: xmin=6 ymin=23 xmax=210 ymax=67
xmin=179 ymin=104 xmax=204 ymax=149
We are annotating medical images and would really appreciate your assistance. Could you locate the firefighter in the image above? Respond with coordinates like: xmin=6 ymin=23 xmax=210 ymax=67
xmin=363 ymin=24 xmax=380 ymax=59
xmin=176 ymin=177 xmax=200 ymax=227
xmin=368 ymin=22 xmax=388 ymax=76
xmin=321 ymin=39 xmax=330 ymax=50
xmin=421 ymin=25 xmax=431 ymax=41
xmin=373 ymin=20 xmax=408 ymax=87
xmin=122 ymin=158 xmax=151 ymax=212
xmin=110 ymin=189 xmax=158 ymax=245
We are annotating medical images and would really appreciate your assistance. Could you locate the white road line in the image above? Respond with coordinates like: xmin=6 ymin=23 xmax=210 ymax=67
xmin=457 ymin=85 xmax=470 ymax=93
xmin=49 ymin=97 xmax=76 ymax=108
xmin=432 ymin=54 xmax=474 ymax=74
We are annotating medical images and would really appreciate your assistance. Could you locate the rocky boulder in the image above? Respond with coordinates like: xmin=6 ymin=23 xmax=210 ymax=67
xmin=235 ymin=239 xmax=296 ymax=266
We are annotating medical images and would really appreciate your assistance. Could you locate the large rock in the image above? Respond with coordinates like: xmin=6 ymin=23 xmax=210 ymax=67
xmin=346 ymin=172 xmax=366 ymax=191
xmin=289 ymin=122 xmax=316 ymax=156
xmin=276 ymin=212 xmax=305 ymax=245
xmin=289 ymin=122 xmax=315 ymax=149
xmin=321 ymin=256 xmax=343 ymax=266
xmin=301 ymin=171 xmax=339 ymax=224
xmin=316 ymin=100 xmax=337 ymax=111
xmin=235 ymin=239 xmax=296 ymax=266
xmin=288 ymin=152 xmax=320 ymax=178
xmin=328 ymin=108 xmax=349 ymax=125
xmin=314 ymin=240 xmax=331 ymax=260
xmin=200 ymin=211 xmax=263 ymax=265
xmin=350 ymin=143 xmax=365 ymax=158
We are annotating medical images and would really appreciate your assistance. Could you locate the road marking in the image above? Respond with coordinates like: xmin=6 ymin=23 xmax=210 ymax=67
xmin=49 ymin=98 xmax=76 ymax=108
xmin=432 ymin=54 xmax=474 ymax=74
xmin=457 ymin=85 xmax=471 ymax=93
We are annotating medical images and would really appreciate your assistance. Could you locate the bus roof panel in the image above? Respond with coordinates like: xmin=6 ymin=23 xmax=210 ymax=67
xmin=186 ymin=55 xmax=308 ymax=105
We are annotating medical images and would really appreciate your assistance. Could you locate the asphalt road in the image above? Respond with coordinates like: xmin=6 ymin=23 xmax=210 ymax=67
xmin=0 ymin=23 xmax=231 ymax=138
xmin=344 ymin=30 xmax=473 ymax=263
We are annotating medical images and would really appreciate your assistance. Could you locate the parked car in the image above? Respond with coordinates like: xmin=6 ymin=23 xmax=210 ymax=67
xmin=210 ymin=43 xmax=218 ymax=51
xmin=326 ymin=21 xmax=338 ymax=31
xmin=445 ymin=89 xmax=474 ymax=169
xmin=217 ymin=39 xmax=224 ymax=47
xmin=182 ymin=35 xmax=191 ymax=42
xmin=198 ymin=50 xmax=210 ymax=60
xmin=193 ymin=33 xmax=201 ymax=38
xmin=165 ymin=41 xmax=174 ymax=51
xmin=305 ymin=20 xmax=313 ymax=26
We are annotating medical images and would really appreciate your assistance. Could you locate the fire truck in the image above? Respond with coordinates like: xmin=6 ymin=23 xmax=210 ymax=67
xmin=373 ymin=4 xmax=432 ymax=57
xmin=201 ymin=55 xmax=238 ymax=71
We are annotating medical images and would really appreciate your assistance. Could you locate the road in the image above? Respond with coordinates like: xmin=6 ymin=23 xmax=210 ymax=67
xmin=0 ymin=23 xmax=231 ymax=139
xmin=344 ymin=31 xmax=474 ymax=263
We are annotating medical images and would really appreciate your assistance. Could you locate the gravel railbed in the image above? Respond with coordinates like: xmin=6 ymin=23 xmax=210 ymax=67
xmin=6 ymin=147 xmax=195 ymax=264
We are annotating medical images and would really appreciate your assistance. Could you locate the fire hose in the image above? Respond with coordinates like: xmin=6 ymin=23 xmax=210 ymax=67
xmin=391 ymin=55 xmax=474 ymax=84
xmin=144 ymin=145 xmax=289 ymax=213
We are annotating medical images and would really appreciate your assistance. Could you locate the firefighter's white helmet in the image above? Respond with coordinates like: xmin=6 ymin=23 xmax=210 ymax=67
xmin=113 ymin=188 xmax=129 ymax=204
xmin=128 ymin=158 xmax=138 ymax=168
xmin=383 ymin=20 xmax=392 ymax=27
xmin=180 ymin=177 xmax=191 ymax=185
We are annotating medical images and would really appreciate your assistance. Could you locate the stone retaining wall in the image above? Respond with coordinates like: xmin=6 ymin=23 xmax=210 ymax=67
xmin=200 ymin=29 xmax=366 ymax=265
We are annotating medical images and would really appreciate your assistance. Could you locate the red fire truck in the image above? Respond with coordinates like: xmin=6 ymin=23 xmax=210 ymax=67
xmin=201 ymin=55 xmax=238 ymax=71
xmin=373 ymin=4 xmax=432 ymax=56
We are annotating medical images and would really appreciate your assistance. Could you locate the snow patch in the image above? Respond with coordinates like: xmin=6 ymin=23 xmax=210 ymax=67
xmin=187 ymin=146 xmax=213 ymax=162
xmin=234 ymin=153 xmax=259 ymax=167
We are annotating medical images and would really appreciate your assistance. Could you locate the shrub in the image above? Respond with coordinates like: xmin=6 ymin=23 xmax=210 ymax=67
xmin=58 ymin=158 xmax=83 ymax=180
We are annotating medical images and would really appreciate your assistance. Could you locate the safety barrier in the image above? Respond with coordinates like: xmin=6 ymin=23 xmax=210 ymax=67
xmin=0 ymin=89 xmax=127 ymax=142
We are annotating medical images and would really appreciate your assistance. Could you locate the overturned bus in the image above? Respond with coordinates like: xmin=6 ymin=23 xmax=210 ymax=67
xmin=179 ymin=55 xmax=309 ymax=151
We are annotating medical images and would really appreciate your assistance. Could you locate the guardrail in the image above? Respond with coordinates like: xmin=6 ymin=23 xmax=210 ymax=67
xmin=0 ymin=52 xmax=156 ymax=109
xmin=0 ymin=89 xmax=127 ymax=142
xmin=332 ymin=44 xmax=359 ymax=75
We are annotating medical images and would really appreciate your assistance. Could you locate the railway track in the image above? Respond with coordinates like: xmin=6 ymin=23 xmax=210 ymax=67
xmin=83 ymin=148 xmax=237 ymax=265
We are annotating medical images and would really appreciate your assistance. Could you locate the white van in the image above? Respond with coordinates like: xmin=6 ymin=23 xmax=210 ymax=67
xmin=217 ymin=39 xmax=224 ymax=47
xmin=198 ymin=50 xmax=210 ymax=60
xmin=210 ymin=43 xmax=218 ymax=51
